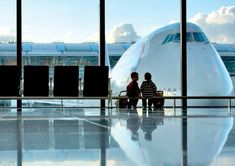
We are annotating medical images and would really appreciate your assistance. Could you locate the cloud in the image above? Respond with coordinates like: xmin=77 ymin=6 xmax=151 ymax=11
xmin=190 ymin=5 xmax=235 ymax=43
xmin=0 ymin=27 xmax=16 ymax=43
xmin=107 ymin=23 xmax=140 ymax=43
xmin=86 ymin=32 xmax=99 ymax=43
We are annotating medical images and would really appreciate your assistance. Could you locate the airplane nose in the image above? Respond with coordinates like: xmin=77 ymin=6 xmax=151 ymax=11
xmin=188 ymin=72 xmax=233 ymax=106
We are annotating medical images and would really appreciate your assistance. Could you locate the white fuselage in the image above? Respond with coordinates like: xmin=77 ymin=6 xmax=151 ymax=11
xmin=110 ymin=22 xmax=233 ymax=106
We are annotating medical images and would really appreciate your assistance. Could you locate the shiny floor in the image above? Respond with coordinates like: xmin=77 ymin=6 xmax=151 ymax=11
xmin=0 ymin=106 xmax=235 ymax=166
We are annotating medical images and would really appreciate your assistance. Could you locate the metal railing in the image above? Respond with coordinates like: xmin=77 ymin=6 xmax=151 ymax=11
xmin=1 ymin=95 xmax=235 ymax=110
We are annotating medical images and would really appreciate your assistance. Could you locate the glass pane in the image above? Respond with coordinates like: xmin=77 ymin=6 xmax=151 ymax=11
xmin=0 ymin=1 xmax=17 ymax=114
xmin=107 ymin=0 xmax=181 ymax=98
xmin=0 ymin=0 xmax=16 ymax=65
xmin=22 ymin=0 xmax=99 ymax=67
xmin=188 ymin=1 xmax=235 ymax=165
xmin=106 ymin=0 xmax=182 ymax=163
xmin=186 ymin=0 xmax=234 ymax=99
xmin=22 ymin=0 xmax=99 ymax=104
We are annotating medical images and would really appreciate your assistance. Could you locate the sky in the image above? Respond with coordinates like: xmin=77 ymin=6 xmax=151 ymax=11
xmin=0 ymin=0 xmax=235 ymax=43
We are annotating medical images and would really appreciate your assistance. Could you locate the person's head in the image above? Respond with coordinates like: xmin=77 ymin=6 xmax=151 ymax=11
xmin=144 ymin=72 xmax=152 ymax=81
xmin=131 ymin=72 xmax=139 ymax=81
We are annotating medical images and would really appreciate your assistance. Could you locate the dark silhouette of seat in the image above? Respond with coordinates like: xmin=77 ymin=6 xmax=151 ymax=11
xmin=0 ymin=66 xmax=18 ymax=96
xmin=24 ymin=66 xmax=49 ymax=96
xmin=53 ymin=66 xmax=79 ymax=97
xmin=83 ymin=66 xmax=109 ymax=97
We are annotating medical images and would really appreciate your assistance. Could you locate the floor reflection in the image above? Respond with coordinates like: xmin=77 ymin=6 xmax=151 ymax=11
xmin=0 ymin=108 xmax=234 ymax=166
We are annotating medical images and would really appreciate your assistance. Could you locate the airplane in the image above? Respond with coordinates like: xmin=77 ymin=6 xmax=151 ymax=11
xmin=109 ymin=22 xmax=234 ymax=106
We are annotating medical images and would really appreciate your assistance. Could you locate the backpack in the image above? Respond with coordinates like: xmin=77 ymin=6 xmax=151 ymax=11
xmin=155 ymin=90 xmax=164 ymax=108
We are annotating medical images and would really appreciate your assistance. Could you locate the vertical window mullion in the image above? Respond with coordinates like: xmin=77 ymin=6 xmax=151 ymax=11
xmin=17 ymin=0 xmax=22 ymax=110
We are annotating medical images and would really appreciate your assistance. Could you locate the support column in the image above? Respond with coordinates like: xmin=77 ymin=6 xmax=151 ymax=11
xmin=99 ymin=0 xmax=106 ymax=113
xmin=17 ymin=0 xmax=22 ymax=112
xmin=181 ymin=0 xmax=187 ymax=112
xmin=181 ymin=1 xmax=188 ymax=166
xmin=99 ymin=1 xmax=106 ymax=165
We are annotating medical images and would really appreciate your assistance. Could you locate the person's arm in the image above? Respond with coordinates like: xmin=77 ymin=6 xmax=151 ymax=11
xmin=126 ymin=82 xmax=132 ymax=97
xmin=153 ymin=83 xmax=157 ymax=93
xmin=137 ymin=82 xmax=141 ymax=97
xmin=140 ymin=81 xmax=144 ymax=92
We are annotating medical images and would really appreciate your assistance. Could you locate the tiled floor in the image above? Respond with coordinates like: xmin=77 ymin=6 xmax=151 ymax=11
xmin=0 ymin=106 xmax=234 ymax=166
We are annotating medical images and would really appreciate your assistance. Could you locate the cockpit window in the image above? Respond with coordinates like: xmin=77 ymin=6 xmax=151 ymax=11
xmin=173 ymin=33 xmax=180 ymax=42
xmin=162 ymin=32 xmax=209 ymax=45
xmin=172 ymin=33 xmax=193 ymax=42
xmin=162 ymin=34 xmax=171 ymax=44
xmin=193 ymin=32 xmax=209 ymax=42
xmin=162 ymin=34 xmax=174 ymax=44
xmin=187 ymin=33 xmax=193 ymax=42
xmin=167 ymin=34 xmax=174 ymax=43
